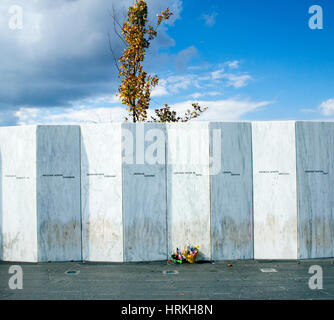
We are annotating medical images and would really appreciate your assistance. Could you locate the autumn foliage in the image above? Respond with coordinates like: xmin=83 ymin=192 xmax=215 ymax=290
xmin=117 ymin=0 xmax=207 ymax=122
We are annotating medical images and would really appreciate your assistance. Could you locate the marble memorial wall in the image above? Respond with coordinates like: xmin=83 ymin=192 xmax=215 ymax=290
xmin=210 ymin=122 xmax=253 ymax=260
xmin=252 ymin=121 xmax=298 ymax=259
xmin=0 ymin=125 xmax=81 ymax=262
xmin=122 ymin=123 xmax=167 ymax=262
xmin=36 ymin=126 xmax=81 ymax=262
xmin=166 ymin=123 xmax=211 ymax=260
xmin=0 ymin=122 xmax=333 ymax=262
xmin=296 ymin=122 xmax=334 ymax=259
xmin=0 ymin=126 xmax=38 ymax=262
xmin=81 ymin=124 xmax=123 ymax=262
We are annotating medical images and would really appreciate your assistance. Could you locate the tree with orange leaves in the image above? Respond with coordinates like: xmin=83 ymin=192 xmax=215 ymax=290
xmin=116 ymin=0 xmax=207 ymax=122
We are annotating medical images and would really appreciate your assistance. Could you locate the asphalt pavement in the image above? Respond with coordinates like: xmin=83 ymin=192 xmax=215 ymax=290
xmin=1 ymin=259 xmax=334 ymax=300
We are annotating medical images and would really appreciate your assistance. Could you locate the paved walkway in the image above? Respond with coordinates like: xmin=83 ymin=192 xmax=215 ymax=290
xmin=0 ymin=259 xmax=333 ymax=300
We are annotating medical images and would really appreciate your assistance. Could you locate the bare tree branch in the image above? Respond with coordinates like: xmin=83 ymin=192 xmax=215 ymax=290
xmin=108 ymin=6 xmax=127 ymax=47
xmin=107 ymin=32 xmax=120 ymax=73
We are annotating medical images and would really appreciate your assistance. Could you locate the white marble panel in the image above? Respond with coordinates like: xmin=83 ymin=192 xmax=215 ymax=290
xmin=167 ymin=123 xmax=211 ymax=260
xmin=296 ymin=122 xmax=334 ymax=259
xmin=36 ymin=126 xmax=81 ymax=261
xmin=81 ymin=124 xmax=123 ymax=262
xmin=122 ymin=123 xmax=167 ymax=262
xmin=210 ymin=122 xmax=253 ymax=260
xmin=0 ymin=126 xmax=37 ymax=262
xmin=252 ymin=121 xmax=298 ymax=259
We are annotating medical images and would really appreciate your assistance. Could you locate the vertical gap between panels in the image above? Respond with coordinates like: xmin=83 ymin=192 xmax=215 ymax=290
xmin=79 ymin=126 xmax=83 ymax=262
xmin=250 ymin=123 xmax=255 ymax=260
xmin=294 ymin=121 xmax=299 ymax=259
xmin=209 ymin=123 xmax=213 ymax=262
xmin=165 ymin=124 xmax=168 ymax=261
xmin=36 ymin=126 xmax=40 ymax=262
xmin=121 ymin=124 xmax=125 ymax=263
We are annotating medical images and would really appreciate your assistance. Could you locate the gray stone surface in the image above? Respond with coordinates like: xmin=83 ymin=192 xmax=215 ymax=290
xmin=1 ymin=259 xmax=334 ymax=300
xmin=296 ymin=122 xmax=334 ymax=259
xmin=122 ymin=123 xmax=167 ymax=262
xmin=210 ymin=122 xmax=253 ymax=260
xmin=1 ymin=122 xmax=334 ymax=263
xmin=37 ymin=126 xmax=81 ymax=262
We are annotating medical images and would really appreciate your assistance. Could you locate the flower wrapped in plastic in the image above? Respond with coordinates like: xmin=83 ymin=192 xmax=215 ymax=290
xmin=171 ymin=245 xmax=199 ymax=264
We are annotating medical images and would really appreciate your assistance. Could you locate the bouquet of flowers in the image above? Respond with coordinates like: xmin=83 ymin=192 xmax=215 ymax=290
xmin=171 ymin=245 xmax=199 ymax=264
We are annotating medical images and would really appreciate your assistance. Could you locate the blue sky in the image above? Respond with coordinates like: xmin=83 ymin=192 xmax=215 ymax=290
xmin=0 ymin=0 xmax=333 ymax=125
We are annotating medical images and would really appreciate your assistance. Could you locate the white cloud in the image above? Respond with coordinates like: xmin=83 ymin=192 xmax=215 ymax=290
xmin=14 ymin=98 xmax=272 ymax=124
xmin=151 ymin=79 xmax=169 ymax=97
xmin=189 ymin=91 xmax=221 ymax=99
xmin=319 ymin=99 xmax=334 ymax=116
xmin=201 ymin=12 xmax=218 ymax=27
xmin=190 ymin=92 xmax=203 ymax=99
xmin=15 ymin=108 xmax=41 ymax=124
xmin=150 ymin=62 xmax=253 ymax=100
xmin=211 ymin=68 xmax=225 ymax=80
xmin=210 ymin=69 xmax=252 ymax=88
xmin=168 ymin=99 xmax=272 ymax=121
xmin=81 ymin=94 xmax=120 ymax=104
xmin=166 ymin=74 xmax=200 ymax=93
xmin=15 ymin=105 xmax=127 ymax=125
xmin=225 ymin=60 xmax=240 ymax=69
xmin=222 ymin=73 xmax=253 ymax=88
